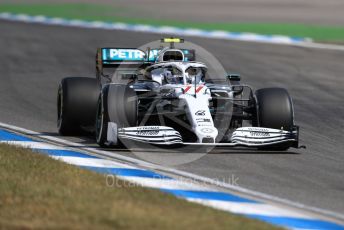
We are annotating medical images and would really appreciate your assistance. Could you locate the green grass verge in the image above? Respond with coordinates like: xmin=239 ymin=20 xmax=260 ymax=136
xmin=1 ymin=3 xmax=344 ymax=42
xmin=0 ymin=143 xmax=280 ymax=229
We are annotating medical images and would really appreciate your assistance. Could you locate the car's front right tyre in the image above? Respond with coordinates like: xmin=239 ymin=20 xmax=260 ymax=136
xmin=57 ymin=77 xmax=98 ymax=135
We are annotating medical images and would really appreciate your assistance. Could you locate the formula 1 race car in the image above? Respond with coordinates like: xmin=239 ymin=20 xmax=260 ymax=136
xmin=57 ymin=38 xmax=300 ymax=150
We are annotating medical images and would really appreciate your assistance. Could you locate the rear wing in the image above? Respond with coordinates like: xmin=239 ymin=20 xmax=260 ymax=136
xmin=96 ymin=47 xmax=196 ymax=75
xmin=96 ymin=48 xmax=147 ymax=71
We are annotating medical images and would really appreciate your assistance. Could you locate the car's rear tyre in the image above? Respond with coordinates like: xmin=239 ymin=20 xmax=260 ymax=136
xmin=254 ymin=87 xmax=294 ymax=150
xmin=57 ymin=77 xmax=99 ymax=135
xmin=95 ymin=84 xmax=138 ymax=147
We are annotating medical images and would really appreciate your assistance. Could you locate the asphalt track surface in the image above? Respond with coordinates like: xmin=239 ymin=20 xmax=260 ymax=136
xmin=1 ymin=20 xmax=344 ymax=216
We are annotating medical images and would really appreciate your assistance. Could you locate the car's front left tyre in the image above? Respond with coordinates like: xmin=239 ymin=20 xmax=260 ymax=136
xmin=95 ymin=84 xmax=138 ymax=147
xmin=254 ymin=87 xmax=295 ymax=151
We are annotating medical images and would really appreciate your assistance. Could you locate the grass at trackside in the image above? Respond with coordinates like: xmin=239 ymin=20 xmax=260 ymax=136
xmin=0 ymin=143 xmax=280 ymax=230
xmin=1 ymin=3 xmax=344 ymax=42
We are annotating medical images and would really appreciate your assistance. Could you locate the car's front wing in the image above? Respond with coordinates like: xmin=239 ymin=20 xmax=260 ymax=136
xmin=107 ymin=124 xmax=300 ymax=149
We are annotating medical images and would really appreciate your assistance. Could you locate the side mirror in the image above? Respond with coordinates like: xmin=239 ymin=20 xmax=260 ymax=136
xmin=227 ymin=73 xmax=241 ymax=82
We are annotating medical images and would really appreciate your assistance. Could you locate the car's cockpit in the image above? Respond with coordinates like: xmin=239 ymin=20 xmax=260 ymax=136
xmin=146 ymin=63 xmax=207 ymax=86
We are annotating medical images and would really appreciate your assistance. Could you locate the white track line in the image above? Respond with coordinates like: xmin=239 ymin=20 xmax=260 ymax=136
xmin=0 ymin=140 xmax=66 ymax=150
xmin=188 ymin=198 xmax=313 ymax=219
xmin=294 ymin=42 xmax=344 ymax=51
xmin=51 ymin=156 xmax=137 ymax=169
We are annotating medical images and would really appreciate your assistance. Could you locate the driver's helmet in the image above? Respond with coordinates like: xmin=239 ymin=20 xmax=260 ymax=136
xmin=186 ymin=67 xmax=204 ymax=84
xmin=163 ymin=68 xmax=183 ymax=84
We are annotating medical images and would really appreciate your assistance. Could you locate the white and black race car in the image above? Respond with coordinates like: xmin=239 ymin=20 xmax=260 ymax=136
xmin=57 ymin=38 xmax=300 ymax=150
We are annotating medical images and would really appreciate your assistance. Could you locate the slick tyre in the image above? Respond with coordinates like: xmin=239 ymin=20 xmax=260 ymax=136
xmin=57 ymin=77 xmax=99 ymax=135
xmin=255 ymin=87 xmax=294 ymax=151
xmin=95 ymin=84 xmax=138 ymax=147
